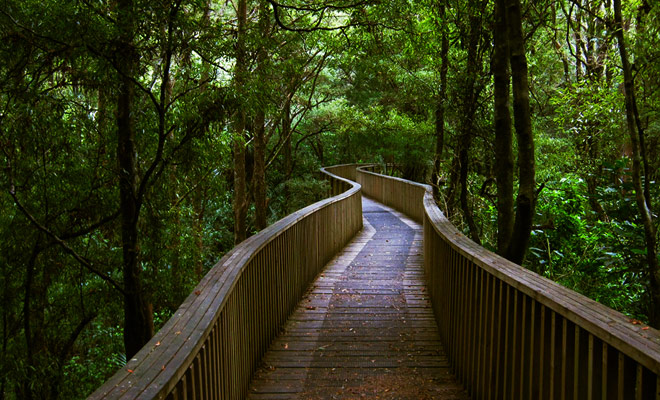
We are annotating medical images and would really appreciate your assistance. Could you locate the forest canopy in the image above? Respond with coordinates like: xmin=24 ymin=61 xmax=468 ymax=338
xmin=1 ymin=0 xmax=659 ymax=398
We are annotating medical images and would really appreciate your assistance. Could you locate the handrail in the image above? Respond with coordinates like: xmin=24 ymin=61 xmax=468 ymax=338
xmin=356 ymin=165 xmax=660 ymax=399
xmin=90 ymin=165 xmax=363 ymax=400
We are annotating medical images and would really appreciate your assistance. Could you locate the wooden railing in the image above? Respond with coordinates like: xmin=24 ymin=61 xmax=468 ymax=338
xmin=90 ymin=165 xmax=362 ymax=400
xmin=357 ymin=166 xmax=660 ymax=400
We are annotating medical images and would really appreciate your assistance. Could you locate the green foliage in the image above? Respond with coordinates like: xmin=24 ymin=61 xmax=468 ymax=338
xmin=272 ymin=176 xmax=330 ymax=216
xmin=527 ymin=175 xmax=649 ymax=320
xmin=549 ymin=80 xmax=626 ymax=168
xmin=312 ymin=99 xmax=434 ymax=178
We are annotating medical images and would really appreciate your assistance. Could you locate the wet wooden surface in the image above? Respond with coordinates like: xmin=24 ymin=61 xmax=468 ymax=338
xmin=247 ymin=197 xmax=469 ymax=399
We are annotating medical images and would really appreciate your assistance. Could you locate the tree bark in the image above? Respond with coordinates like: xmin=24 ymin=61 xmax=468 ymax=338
xmin=432 ymin=0 xmax=449 ymax=197
xmin=634 ymin=2 xmax=653 ymax=208
xmin=21 ymin=242 xmax=41 ymax=400
xmin=574 ymin=1 xmax=583 ymax=81
xmin=445 ymin=150 xmax=460 ymax=218
xmin=283 ymin=99 xmax=293 ymax=178
xmin=254 ymin=117 xmax=267 ymax=230
xmin=613 ymin=0 xmax=659 ymax=326
xmin=233 ymin=0 xmax=248 ymax=244
xmin=504 ymin=0 xmax=536 ymax=265
xmin=192 ymin=185 xmax=206 ymax=279
xmin=254 ymin=0 xmax=269 ymax=231
xmin=493 ymin=0 xmax=514 ymax=256
xmin=456 ymin=0 xmax=484 ymax=245
xmin=117 ymin=0 xmax=153 ymax=358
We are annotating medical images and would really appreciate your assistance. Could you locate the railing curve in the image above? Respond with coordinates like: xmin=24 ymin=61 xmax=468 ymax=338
xmin=356 ymin=165 xmax=660 ymax=399
xmin=90 ymin=165 xmax=363 ymax=399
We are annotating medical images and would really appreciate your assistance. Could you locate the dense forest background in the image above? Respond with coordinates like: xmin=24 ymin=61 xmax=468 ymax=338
xmin=1 ymin=0 xmax=659 ymax=398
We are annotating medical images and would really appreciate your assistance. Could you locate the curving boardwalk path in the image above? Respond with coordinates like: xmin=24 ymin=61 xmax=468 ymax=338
xmin=248 ymin=197 xmax=469 ymax=399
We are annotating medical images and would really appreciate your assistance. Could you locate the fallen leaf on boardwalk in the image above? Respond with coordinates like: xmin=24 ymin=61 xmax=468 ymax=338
xmin=643 ymin=326 xmax=650 ymax=330
xmin=306 ymin=306 xmax=316 ymax=310
xmin=175 ymin=331 xmax=181 ymax=335
xmin=155 ymin=341 xmax=161 ymax=346
xmin=284 ymin=343 xmax=289 ymax=349
xmin=630 ymin=319 xmax=643 ymax=325
xmin=194 ymin=290 xmax=201 ymax=295
xmin=161 ymin=365 xmax=165 ymax=371
xmin=127 ymin=369 xmax=134 ymax=373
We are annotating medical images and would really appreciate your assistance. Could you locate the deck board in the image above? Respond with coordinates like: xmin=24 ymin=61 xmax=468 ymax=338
xmin=247 ymin=197 xmax=469 ymax=399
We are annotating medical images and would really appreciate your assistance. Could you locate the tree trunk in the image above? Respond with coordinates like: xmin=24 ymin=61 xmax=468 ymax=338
xmin=493 ymin=0 xmax=514 ymax=256
xmin=459 ymin=146 xmax=481 ymax=244
xmin=254 ymin=1 xmax=269 ymax=231
xmin=586 ymin=175 xmax=608 ymax=221
xmin=445 ymin=150 xmax=460 ymax=218
xmin=456 ymin=1 xmax=484 ymax=244
xmin=283 ymin=99 xmax=293 ymax=179
xmin=233 ymin=0 xmax=248 ymax=244
xmin=192 ymin=185 xmax=206 ymax=279
xmin=504 ymin=0 xmax=536 ymax=265
xmin=574 ymin=1 xmax=583 ymax=81
xmin=117 ymin=0 xmax=153 ymax=358
xmin=21 ymin=242 xmax=41 ymax=400
xmin=432 ymin=0 xmax=449 ymax=197
xmin=613 ymin=0 xmax=660 ymax=326
xmin=254 ymin=118 xmax=267 ymax=230
xmin=634 ymin=3 xmax=653 ymax=208
xmin=1 ymin=249 xmax=8 ymax=398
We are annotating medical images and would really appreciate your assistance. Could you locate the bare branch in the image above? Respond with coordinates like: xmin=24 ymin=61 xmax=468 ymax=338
xmin=267 ymin=0 xmax=369 ymax=32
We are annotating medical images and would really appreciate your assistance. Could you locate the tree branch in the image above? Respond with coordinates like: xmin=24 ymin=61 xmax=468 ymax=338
xmin=8 ymin=185 xmax=125 ymax=295
xmin=267 ymin=0 xmax=369 ymax=32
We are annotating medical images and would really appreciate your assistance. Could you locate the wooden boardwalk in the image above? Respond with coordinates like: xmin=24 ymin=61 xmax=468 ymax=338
xmin=247 ymin=197 xmax=469 ymax=399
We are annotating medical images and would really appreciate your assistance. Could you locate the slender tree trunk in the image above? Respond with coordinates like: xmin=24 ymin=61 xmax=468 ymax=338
xmin=280 ymin=99 xmax=294 ymax=212
xmin=22 ymin=242 xmax=41 ymax=400
xmin=586 ymin=175 xmax=608 ymax=221
xmin=493 ymin=0 xmax=514 ymax=256
xmin=254 ymin=118 xmax=267 ymax=229
xmin=459 ymin=146 xmax=481 ymax=244
xmin=191 ymin=1 xmax=212 ymax=276
xmin=283 ymin=99 xmax=293 ymax=179
xmin=456 ymin=2 xmax=483 ymax=244
xmin=254 ymin=0 xmax=269 ymax=231
xmin=117 ymin=0 xmax=153 ymax=358
xmin=445 ymin=151 xmax=460 ymax=218
xmin=432 ymin=0 xmax=449 ymax=197
xmin=613 ymin=0 xmax=660 ymax=326
xmin=634 ymin=3 xmax=652 ymax=208
xmin=504 ymin=0 xmax=536 ymax=265
xmin=551 ymin=2 xmax=570 ymax=83
xmin=574 ymin=1 xmax=583 ymax=81
xmin=233 ymin=0 xmax=248 ymax=244
xmin=192 ymin=185 xmax=206 ymax=279
xmin=1 ymin=252 xmax=8 ymax=398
